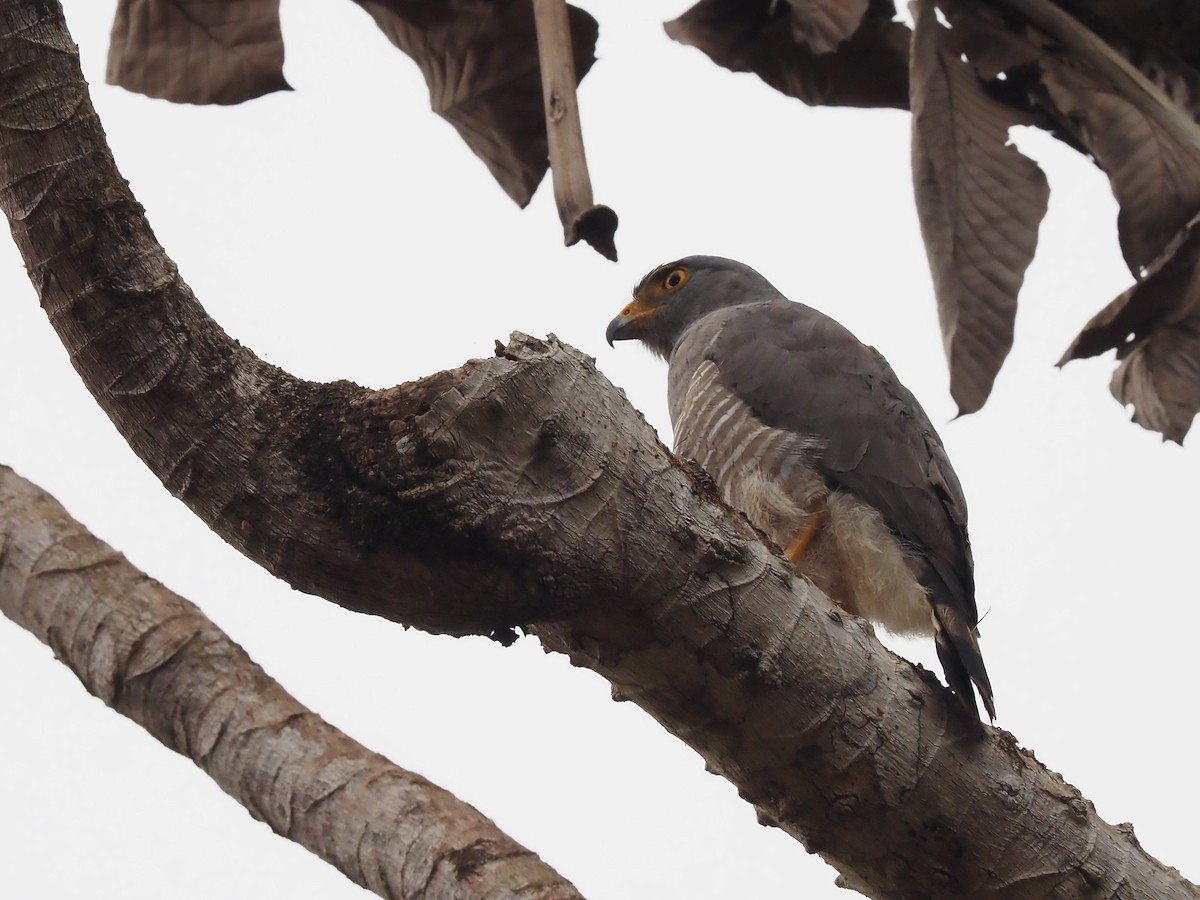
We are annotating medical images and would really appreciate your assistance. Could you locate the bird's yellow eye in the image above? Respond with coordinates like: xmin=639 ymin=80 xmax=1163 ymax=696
xmin=662 ymin=269 xmax=688 ymax=290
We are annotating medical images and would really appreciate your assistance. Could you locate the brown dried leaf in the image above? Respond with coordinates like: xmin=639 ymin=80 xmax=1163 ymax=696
xmin=782 ymin=0 xmax=870 ymax=55
xmin=1110 ymin=326 xmax=1200 ymax=443
xmin=107 ymin=0 xmax=290 ymax=105
xmin=1041 ymin=64 xmax=1200 ymax=275
xmin=1056 ymin=0 xmax=1200 ymax=72
xmin=937 ymin=0 xmax=1053 ymax=81
xmin=1061 ymin=216 xmax=1200 ymax=442
xmin=910 ymin=0 xmax=1049 ymax=415
xmin=1126 ymin=46 xmax=1200 ymax=127
xmin=357 ymin=0 xmax=598 ymax=208
xmin=666 ymin=0 xmax=910 ymax=110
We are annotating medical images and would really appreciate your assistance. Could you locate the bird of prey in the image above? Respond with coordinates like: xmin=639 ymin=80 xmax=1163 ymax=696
xmin=606 ymin=255 xmax=995 ymax=721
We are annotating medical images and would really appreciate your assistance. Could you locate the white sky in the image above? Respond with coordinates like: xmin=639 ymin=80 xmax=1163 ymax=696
xmin=1 ymin=2 xmax=1196 ymax=897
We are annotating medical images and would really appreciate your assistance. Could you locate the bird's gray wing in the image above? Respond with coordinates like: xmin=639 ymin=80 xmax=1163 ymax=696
xmin=705 ymin=299 xmax=994 ymax=719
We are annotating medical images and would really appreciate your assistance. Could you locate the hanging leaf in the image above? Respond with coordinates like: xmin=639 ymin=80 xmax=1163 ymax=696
xmin=910 ymin=0 xmax=1048 ymax=415
xmin=358 ymin=0 xmax=599 ymax=208
xmin=666 ymin=0 xmax=910 ymax=110
xmin=1041 ymin=63 xmax=1200 ymax=275
xmin=938 ymin=0 xmax=1048 ymax=81
xmin=107 ymin=0 xmax=290 ymax=105
xmin=1061 ymin=215 xmax=1200 ymax=442
xmin=781 ymin=0 xmax=870 ymax=55
xmin=1053 ymin=0 xmax=1200 ymax=72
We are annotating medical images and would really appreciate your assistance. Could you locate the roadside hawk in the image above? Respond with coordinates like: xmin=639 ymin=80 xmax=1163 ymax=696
xmin=606 ymin=256 xmax=995 ymax=721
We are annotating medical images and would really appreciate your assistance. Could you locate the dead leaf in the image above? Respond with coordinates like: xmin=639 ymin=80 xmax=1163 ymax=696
xmin=910 ymin=0 xmax=1049 ymax=415
xmin=1041 ymin=64 xmax=1200 ymax=275
xmin=107 ymin=0 xmax=290 ymax=105
xmin=781 ymin=0 xmax=870 ymax=55
xmin=939 ymin=0 xmax=1200 ymax=433
xmin=938 ymin=0 xmax=1049 ymax=82
xmin=1110 ymin=326 xmax=1200 ymax=443
xmin=357 ymin=0 xmax=598 ymax=208
xmin=1054 ymin=0 xmax=1200 ymax=73
xmin=666 ymin=0 xmax=910 ymax=110
xmin=1061 ymin=214 xmax=1200 ymax=442
xmin=1124 ymin=45 xmax=1200 ymax=128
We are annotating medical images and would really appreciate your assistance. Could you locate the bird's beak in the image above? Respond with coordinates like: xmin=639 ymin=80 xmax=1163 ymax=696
xmin=605 ymin=314 xmax=629 ymax=347
xmin=606 ymin=295 xmax=654 ymax=347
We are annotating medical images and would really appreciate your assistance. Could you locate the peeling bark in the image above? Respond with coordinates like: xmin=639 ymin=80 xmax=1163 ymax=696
xmin=1 ymin=2 xmax=1198 ymax=898
xmin=0 ymin=466 xmax=583 ymax=900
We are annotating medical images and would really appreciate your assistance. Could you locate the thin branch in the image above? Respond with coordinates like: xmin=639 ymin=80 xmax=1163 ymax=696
xmin=0 ymin=465 xmax=584 ymax=900
xmin=532 ymin=0 xmax=618 ymax=259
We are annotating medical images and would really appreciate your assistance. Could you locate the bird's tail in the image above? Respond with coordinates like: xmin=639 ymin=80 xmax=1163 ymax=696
xmin=931 ymin=600 xmax=995 ymax=722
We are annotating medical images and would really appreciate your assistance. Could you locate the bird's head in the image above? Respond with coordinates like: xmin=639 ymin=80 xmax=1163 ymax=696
xmin=606 ymin=255 xmax=783 ymax=359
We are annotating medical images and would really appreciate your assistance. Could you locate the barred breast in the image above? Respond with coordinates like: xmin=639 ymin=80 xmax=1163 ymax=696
xmin=670 ymin=359 xmax=823 ymax=544
xmin=667 ymin=333 xmax=935 ymax=636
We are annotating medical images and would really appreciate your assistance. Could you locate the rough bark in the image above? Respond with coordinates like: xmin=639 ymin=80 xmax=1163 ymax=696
xmin=0 ymin=466 xmax=583 ymax=900
xmin=1 ymin=2 xmax=1197 ymax=898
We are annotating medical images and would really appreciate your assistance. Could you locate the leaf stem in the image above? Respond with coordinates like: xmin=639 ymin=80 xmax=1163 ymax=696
xmin=531 ymin=0 xmax=618 ymax=259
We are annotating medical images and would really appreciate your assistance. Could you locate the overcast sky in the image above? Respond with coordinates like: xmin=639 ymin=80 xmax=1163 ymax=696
xmin=2 ymin=2 xmax=1196 ymax=898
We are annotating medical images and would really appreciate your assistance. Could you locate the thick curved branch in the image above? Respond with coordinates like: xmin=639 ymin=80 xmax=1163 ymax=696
xmin=1 ymin=3 xmax=1197 ymax=898
xmin=0 ymin=466 xmax=583 ymax=900
xmin=0 ymin=2 xmax=553 ymax=639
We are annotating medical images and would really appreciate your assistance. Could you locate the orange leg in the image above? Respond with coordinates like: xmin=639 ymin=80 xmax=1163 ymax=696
xmin=785 ymin=499 xmax=828 ymax=567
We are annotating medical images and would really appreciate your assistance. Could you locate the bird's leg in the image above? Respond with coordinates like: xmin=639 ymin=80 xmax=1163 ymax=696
xmin=785 ymin=498 xmax=828 ymax=567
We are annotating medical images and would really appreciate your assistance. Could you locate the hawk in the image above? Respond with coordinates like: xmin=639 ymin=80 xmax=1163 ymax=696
xmin=606 ymin=256 xmax=995 ymax=720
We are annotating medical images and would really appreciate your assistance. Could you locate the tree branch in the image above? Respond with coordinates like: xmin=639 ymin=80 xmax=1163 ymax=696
xmin=0 ymin=1 xmax=552 ymax=639
xmin=1 ymin=2 xmax=1197 ymax=897
xmin=0 ymin=465 xmax=583 ymax=900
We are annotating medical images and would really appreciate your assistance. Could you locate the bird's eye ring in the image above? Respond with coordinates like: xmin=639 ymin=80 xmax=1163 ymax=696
xmin=662 ymin=269 xmax=688 ymax=290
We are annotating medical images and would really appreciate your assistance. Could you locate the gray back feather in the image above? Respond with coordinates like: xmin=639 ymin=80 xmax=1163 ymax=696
xmin=677 ymin=297 xmax=978 ymax=624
